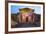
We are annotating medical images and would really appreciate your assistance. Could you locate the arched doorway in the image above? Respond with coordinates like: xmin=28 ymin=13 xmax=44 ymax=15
xmin=26 ymin=16 xmax=28 ymax=22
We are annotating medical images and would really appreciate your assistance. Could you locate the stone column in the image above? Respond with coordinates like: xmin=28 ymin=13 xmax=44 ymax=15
xmin=22 ymin=14 xmax=26 ymax=23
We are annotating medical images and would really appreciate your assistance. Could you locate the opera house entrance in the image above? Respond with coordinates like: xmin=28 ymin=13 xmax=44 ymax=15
xmin=17 ymin=8 xmax=34 ymax=23
xmin=26 ymin=17 xmax=28 ymax=22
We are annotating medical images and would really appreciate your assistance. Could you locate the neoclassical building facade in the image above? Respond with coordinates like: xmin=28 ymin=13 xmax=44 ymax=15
xmin=17 ymin=8 xmax=36 ymax=23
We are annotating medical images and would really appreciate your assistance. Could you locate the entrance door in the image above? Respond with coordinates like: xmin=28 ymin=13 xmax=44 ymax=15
xmin=26 ymin=17 xmax=28 ymax=22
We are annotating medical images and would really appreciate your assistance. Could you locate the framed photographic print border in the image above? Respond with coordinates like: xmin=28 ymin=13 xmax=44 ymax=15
xmin=5 ymin=1 xmax=45 ymax=34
